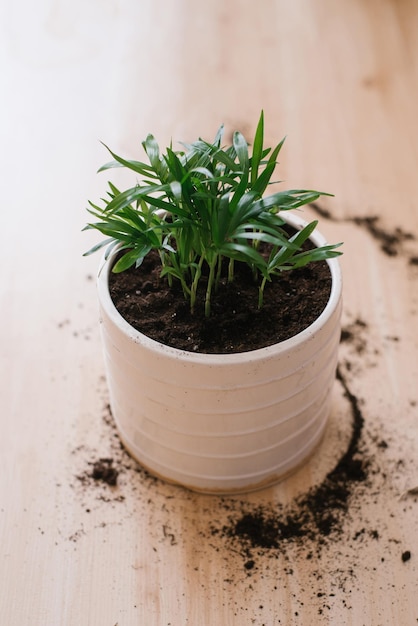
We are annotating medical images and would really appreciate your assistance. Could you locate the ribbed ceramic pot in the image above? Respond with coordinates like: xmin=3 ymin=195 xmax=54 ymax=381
xmin=97 ymin=212 xmax=342 ymax=494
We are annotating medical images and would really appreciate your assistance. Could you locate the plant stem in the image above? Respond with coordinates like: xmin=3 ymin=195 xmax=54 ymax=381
xmin=215 ymin=254 xmax=223 ymax=291
xmin=228 ymin=258 xmax=234 ymax=283
xmin=190 ymin=256 xmax=204 ymax=313
xmin=258 ymin=276 xmax=267 ymax=309
xmin=205 ymin=260 xmax=217 ymax=317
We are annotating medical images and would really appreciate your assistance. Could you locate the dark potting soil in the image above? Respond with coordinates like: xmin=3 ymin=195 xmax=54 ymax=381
xmin=91 ymin=458 xmax=119 ymax=486
xmin=108 ymin=249 xmax=331 ymax=354
xmin=76 ymin=456 xmax=119 ymax=488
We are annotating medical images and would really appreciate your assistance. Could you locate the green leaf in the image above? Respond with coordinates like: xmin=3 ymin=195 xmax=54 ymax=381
xmin=250 ymin=110 xmax=264 ymax=186
xmin=228 ymin=190 xmax=261 ymax=232
xmin=98 ymin=150 xmax=157 ymax=178
xmin=210 ymin=147 xmax=240 ymax=172
xmin=83 ymin=237 xmax=114 ymax=256
xmin=104 ymin=183 xmax=174 ymax=215
xmin=165 ymin=147 xmax=186 ymax=181
xmin=219 ymin=241 xmax=267 ymax=270
xmin=190 ymin=166 xmax=214 ymax=179
xmin=233 ymin=228 xmax=291 ymax=249
xmin=213 ymin=123 xmax=224 ymax=147
xmin=142 ymin=134 xmax=160 ymax=169
xmin=169 ymin=181 xmax=182 ymax=203
xmin=252 ymin=137 xmax=285 ymax=195
xmin=233 ymin=131 xmax=249 ymax=170
xmin=213 ymin=192 xmax=232 ymax=245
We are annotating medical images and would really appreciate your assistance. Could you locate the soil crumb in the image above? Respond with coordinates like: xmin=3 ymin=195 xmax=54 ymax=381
xmin=402 ymin=550 xmax=411 ymax=562
xmin=340 ymin=318 xmax=368 ymax=354
xmin=91 ymin=458 xmax=119 ymax=486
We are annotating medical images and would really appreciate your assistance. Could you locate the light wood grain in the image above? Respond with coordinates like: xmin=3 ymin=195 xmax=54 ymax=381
xmin=1 ymin=1 xmax=418 ymax=624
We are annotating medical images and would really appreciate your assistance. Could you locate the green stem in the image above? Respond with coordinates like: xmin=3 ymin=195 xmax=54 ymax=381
xmin=205 ymin=260 xmax=216 ymax=317
xmin=190 ymin=256 xmax=204 ymax=314
xmin=258 ymin=276 xmax=267 ymax=309
xmin=228 ymin=258 xmax=234 ymax=283
xmin=215 ymin=254 xmax=223 ymax=291
xmin=160 ymin=252 xmax=173 ymax=288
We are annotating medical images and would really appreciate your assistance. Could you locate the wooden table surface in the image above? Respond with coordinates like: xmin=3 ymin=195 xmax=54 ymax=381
xmin=1 ymin=1 xmax=418 ymax=624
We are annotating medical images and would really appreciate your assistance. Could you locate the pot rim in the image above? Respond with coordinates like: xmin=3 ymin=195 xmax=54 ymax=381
xmin=97 ymin=211 xmax=342 ymax=365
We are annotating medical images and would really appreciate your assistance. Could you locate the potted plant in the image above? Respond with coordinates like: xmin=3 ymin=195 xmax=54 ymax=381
xmin=84 ymin=111 xmax=343 ymax=493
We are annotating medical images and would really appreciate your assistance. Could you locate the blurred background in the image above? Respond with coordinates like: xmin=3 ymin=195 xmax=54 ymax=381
xmin=2 ymin=0 xmax=416 ymax=267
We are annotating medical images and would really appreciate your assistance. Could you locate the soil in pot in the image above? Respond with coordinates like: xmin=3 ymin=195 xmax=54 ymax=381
xmin=108 ymin=241 xmax=332 ymax=354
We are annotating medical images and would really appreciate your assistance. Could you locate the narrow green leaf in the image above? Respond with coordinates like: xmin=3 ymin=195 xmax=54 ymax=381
xmin=190 ymin=167 xmax=214 ymax=179
xmin=250 ymin=110 xmax=264 ymax=186
xmin=169 ymin=181 xmax=182 ymax=203
xmin=211 ymin=147 xmax=240 ymax=172
xmin=82 ymin=237 xmax=114 ymax=256
xmin=213 ymin=123 xmax=224 ymax=147
xmin=233 ymin=230 xmax=290 ymax=248
xmin=99 ymin=142 xmax=157 ymax=176
xmin=233 ymin=131 xmax=249 ymax=170
xmin=252 ymin=137 xmax=285 ymax=195
xmin=142 ymin=134 xmax=160 ymax=170
xmin=219 ymin=241 xmax=267 ymax=270
xmin=98 ymin=154 xmax=157 ymax=178
xmin=212 ymin=192 xmax=231 ymax=246
xmin=112 ymin=248 xmax=147 ymax=273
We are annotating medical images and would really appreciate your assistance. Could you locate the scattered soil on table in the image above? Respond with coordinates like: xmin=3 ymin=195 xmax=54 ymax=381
xmin=76 ymin=457 xmax=119 ymax=488
xmin=108 ymin=237 xmax=331 ymax=354
xmin=215 ymin=366 xmax=367 ymax=561
xmin=309 ymin=202 xmax=334 ymax=220
xmin=72 ymin=340 xmax=415 ymax=615
xmin=91 ymin=458 xmax=119 ymax=486
xmin=310 ymin=202 xmax=417 ymax=259
xmin=340 ymin=317 xmax=368 ymax=354
xmin=73 ymin=317 xmax=385 ymax=560
xmin=349 ymin=216 xmax=414 ymax=256
xmin=70 ymin=203 xmax=418 ymax=619
xmin=402 ymin=550 xmax=412 ymax=562
xmin=75 ymin=358 xmax=372 ymax=559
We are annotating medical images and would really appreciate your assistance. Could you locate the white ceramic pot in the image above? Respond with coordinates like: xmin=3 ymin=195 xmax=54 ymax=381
xmin=97 ymin=212 xmax=342 ymax=494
